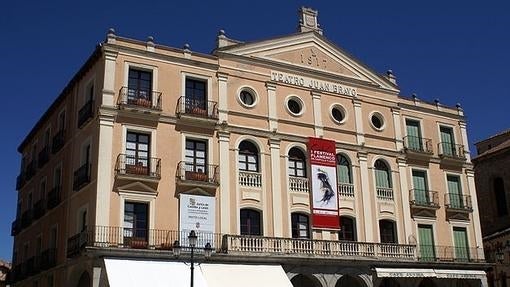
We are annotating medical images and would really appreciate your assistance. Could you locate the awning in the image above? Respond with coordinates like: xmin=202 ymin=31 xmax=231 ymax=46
xmin=104 ymin=259 xmax=293 ymax=287
xmin=104 ymin=259 xmax=208 ymax=287
xmin=434 ymin=269 xmax=486 ymax=280
xmin=200 ymin=263 xmax=293 ymax=287
xmin=375 ymin=268 xmax=436 ymax=278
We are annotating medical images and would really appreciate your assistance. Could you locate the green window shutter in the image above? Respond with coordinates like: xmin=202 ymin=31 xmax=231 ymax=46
xmin=447 ymin=175 xmax=462 ymax=208
xmin=453 ymin=228 xmax=469 ymax=261
xmin=412 ymin=171 xmax=428 ymax=204
xmin=440 ymin=126 xmax=455 ymax=156
xmin=375 ymin=169 xmax=390 ymax=188
xmin=337 ymin=164 xmax=351 ymax=183
xmin=418 ymin=225 xmax=435 ymax=260
xmin=406 ymin=120 xmax=422 ymax=150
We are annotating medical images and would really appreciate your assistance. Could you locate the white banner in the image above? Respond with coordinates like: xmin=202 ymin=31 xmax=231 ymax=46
xmin=179 ymin=194 xmax=216 ymax=247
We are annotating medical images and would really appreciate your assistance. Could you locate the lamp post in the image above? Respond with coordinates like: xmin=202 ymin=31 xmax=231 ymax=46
xmin=173 ymin=230 xmax=213 ymax=287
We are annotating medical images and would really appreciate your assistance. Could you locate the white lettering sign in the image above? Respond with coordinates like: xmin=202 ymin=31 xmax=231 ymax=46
xmin=271 ymin=71 xmax=357 ymax=97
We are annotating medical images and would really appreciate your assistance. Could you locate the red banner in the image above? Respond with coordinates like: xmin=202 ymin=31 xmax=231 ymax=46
xmin=308 ymin=137 xmax=340 ymax=230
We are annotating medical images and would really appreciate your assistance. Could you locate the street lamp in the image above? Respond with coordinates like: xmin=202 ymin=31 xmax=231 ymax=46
xmin=172 ymin=230 xmax=213 ymax=287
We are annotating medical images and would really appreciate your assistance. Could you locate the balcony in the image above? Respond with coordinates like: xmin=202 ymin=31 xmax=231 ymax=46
xmin=51 ymin=129 xmax=65 ymax=154
xmin=445 ymin=193 xmax=472 ymax=220
xmin=21 ymin=209 xmax=33 ymax=229
xmin=37 ymin=146 xmax=50 ymax=168
xmin=289 ymin=176 xmax=309 ymax=193
xmin=11 ymin=219 xmax=20 ymax=236
xmin=47 ymin=186 xmax=61 ymax=210
xmin=409 ymin=189 xmax=440 ymax=218
xmin=338 ymin=183 xmax=354 ymax=197
xmin=376 ymin=187 xmax=394 ymax=201
xmin=16 ymin=173 xmax=25 ymax=190
xmin=40 ymin=248 xmax=57 ymax=270
xmin=33 ymin=199 xmax=46 ymax=220
xmin=239 ymin=171 xmax=262 ymax=188
xmin=176 ymin=161 xmax=219 ymax=190
xmin=25 ymin=256 xmax=35 ymax=276
xmin=438 ymin=142 xmax=466 ymax=165
xmin=118 ymin=87 xmax=162 ymax=112
xmin=25 ymin=160 xmax=37 ymax=181
xmin=403 ymin=136 xmax=433 ymax=160
xmin=73 ymin=162 xmax=91 ymax=191
xmin=115 ymin=154 xmax=161 ymax=183
xmin=417 ymin=245 xmax=484 ymax=263
xmin=77 ymin=99 xmax=94 ymax=128
xmin=176 ymin=96 xmax=218 ymax=127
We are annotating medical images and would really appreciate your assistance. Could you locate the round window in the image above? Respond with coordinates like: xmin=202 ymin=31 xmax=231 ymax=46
xmin=240 ymin=90 xmax=255 ymax=106
xmin=370 ymin=112 xmax=385 ymax=130
xmin=331 ymin=106 xmax=345 ymax=123
xmin=287 ymin=98 xmax=302 ymax=115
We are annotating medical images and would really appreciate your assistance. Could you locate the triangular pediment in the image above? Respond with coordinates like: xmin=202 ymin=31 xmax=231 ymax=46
xmin=217 ymin=32 xmax=398 ymax=92
xmin=117 ymin=181 xmax=158 ymax=195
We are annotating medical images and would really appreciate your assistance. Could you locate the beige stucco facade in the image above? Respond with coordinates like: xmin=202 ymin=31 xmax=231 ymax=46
xmin=11 ymin=8 xmax=487 ymax=287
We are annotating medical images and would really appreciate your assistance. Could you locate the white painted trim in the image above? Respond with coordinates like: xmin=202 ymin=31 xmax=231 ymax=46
xmin=118 ymin=192 xmax=157 ymax=234
xmin=233 ymin=135 xmax=267 ymax=154
xmin=236 ymin=85 xmax=259 ymax=109
xmin=123 ymin=61 xmax=159 ymax=93
xmin=181 ymin=71 xmax=212 ymax=100
xmin=329 ymin=103 xmax=348 ymax=125
xmin=369 ymin=111 xmax=386 ymax=132
xmin=121 ymin=125 xmax=157 ymax=157
xmin=180 ymin=132 xmax=214 ymax=165
xmin=284 ymin=94 xmax=305 ymax=117
xmin=415 ymin=221 xmax=438 ymax=248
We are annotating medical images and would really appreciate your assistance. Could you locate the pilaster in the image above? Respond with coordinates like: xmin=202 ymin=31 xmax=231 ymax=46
xmin=218 ymin=131 xmax=231 ymax=234
xmin=353 ymin=99 xmax=365 ymax=145
xmin=102 ymin=50 xmax=118 ymax=107
xmin=95 ymin=114 xmax=115 ymax=227
xmin=392 ymin=108 xmax=404 ymax=151
xmin=269 ymin=138 xmax=283 ymax=236
xmin=357 ymin=151 xmax=374 ymax=241
xmin=266 ymin=82 xmax=278 ymax=131
xmin=397 ymin=157 xmax=413 ymax=242
xmin=466 ymin=169 xmax=484 ymax=256
xmin=312 ymin=92 xmax=323 ymax=137
xmin=459 ymin=121 xmax=471 ymax=161
xmin=217 ymin=73 xmax=229 ymax=122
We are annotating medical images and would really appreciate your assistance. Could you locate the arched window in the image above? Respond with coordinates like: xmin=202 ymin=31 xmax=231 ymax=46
xmin=379 ymin=219 xmax=397 ymax=244
xmin=336 ymin=154 xmax=352 ymax=184
xmin=291 ymin=213 xmax=310 ymax=239
xmin=238 ymin=141 xmax=259 ymax=172
xmin=291 ymin=274 xmax=321 ymax=287
xmin=374 ymin=160 xmax=392 ymax=188
xmin=288 ymin=147 xmax=307 ymax=177
xmin=336 ymin=275 xmax=365 ymax=287
xmin=339 ymin=216 xmax=356 ymax=241
xmin=494 ymin=177 xmax=508 ymax=216
xmin=240 ymin=209 xmax=262 ymax=236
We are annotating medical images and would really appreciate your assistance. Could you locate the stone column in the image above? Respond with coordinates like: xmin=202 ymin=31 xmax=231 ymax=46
xmin=269 ymin=138 xmax=283 ymax=237
xmin=311 ymin=91 xmax=323 ymax=137
xmin=217 ymin=73 xmax=228 ymax=122
xmin=459 ymin=120 xmax=471 ymax=161
xmin=102 ymin=49 xmax=117 ymax=107
xmin=357 ymin=151 xmax=374 ymax=241
xmin=353 ymin=99 xmax=365 ymax=145
xmin=266 ymin=82 xmax=278 ymax=132
xmin=95 ymin=114 xmax=114 ymax=227
xmin=392 ymin=108 xmax=404 ymax=151
xmin=218 ymin=131 xmax=231 ymax=234
xmin=397 ymin=157 xmax=413 ymax=242
xmin=466 ymin=169 xmax=484 ymax=257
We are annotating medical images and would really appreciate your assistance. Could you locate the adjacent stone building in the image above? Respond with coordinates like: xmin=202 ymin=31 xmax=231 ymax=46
xmin=10 ymin=7 xmax=488 ymax=287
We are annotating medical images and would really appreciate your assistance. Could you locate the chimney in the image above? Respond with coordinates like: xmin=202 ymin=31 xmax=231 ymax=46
xmin=298 ymin=7 xmax=323 ymax=35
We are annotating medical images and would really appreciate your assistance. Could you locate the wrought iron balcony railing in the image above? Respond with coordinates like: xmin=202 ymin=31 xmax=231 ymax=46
xmin=73 ymin=162 xmax=91 ymax=191
xmin=403 ymin=136 xmax=433 ymax=154
xmin=77 ymin=99 xmax=94 ymax=128
xmin=438 ymin=142 xmax=466 ymax=159
xmin=176 ymin=161 xmax=219 ymax=185
xmin=417 ymin=245 xmax=484 ymax=263
xmin=51 ymin=129 xmax=65 ymax=153
xmin=47 ymin=185 xmax=61 ymax=210
xmin=445 ymin=193 xmax=472 ymax=211
xmin=118 ymin=87 xmax=162 ymax=110
xmin=176 ymin=96 xmax=219 ymax=120
xmin=338 ymin=183 xmax=354 ymax=197
xmin=239 ymin=171 xmax=262 ymax=188
xmin=409 ymin=189 xmax=439 ymax=208
xmin=289 ymin=176 xmax=309 ymax=193
xmin=115 ymin=154 xmax=161 ymax=179
xmin=37 ymin=146 xmax=50 ymax=168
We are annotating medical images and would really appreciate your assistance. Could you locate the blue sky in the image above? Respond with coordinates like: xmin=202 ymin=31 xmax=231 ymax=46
xmin=0 ymin=0 xmax=509 ymax=261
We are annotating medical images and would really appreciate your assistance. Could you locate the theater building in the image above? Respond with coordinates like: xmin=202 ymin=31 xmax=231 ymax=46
xmin=10 ymin=7 xmax=488 ymax=287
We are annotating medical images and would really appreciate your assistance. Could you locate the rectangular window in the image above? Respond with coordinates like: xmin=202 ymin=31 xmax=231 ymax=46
xmin=54 ymin=166 xmax=62 ymax=188
xmin=379 ymin=220 xmax=397 ymax=244
xmin=339 ymin=217 xmax=356 ymax=241
xmin=49 ymin=226 xmax=58 ymax=249
xmin=35 ymin=236 xmax=42 ymax=257
xmin=453 ymin=227 xmax=469 ymax=261
xmin=79 ymin=209 xmax=87 ymax=232
xmin=128 ymin=69 xmax=152 ymax=103
xmin=406 ymin=119 xmax=423 ymax=151
xmin=440 ymin=126 xmax=455 ymax=156
xmin=291 ymin=213 xmax=310 ymax=239
xmin=44 ymin=128 xmax=51 ymax=147
xmin=447 ymin=175 xmax=463 ymax=208
xmin=185 ymin=78 xmax=207 ymax=113
xmin=126 ymin=132 xmax=150 ymax=175
xmin=185 ymin=139 xmax=207 ymax=173
xmin=58 ymin=110 xmax=66 ymax=131
xmin=123 ymin=202 xmax=149 ymax=242
xmin=418 ymin=225 xmax=435 ymax=260
xmin=412 ymin=170 xmax=429 ymax=205
xmin=240 ymin=209 xmax=262 ymax=236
